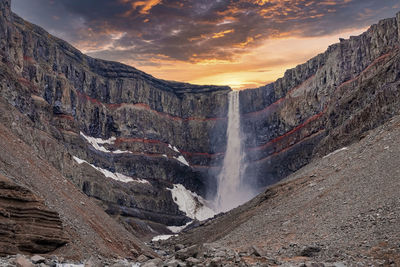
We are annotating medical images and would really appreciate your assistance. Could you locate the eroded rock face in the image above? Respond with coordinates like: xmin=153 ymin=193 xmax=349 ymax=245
xmin=0 ymin=0 xmax=229 ymax=238
xmin=239 ymin=14 xmax=400 ymax=189
xmin=0 ymin=174 xmax=68 ymax=255
xmin=2 ymin=0 xmax=400 ymax=240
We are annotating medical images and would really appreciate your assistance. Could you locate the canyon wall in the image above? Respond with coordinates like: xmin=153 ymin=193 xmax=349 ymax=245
xmin=1 ymin=0 xmax=400 ymax=240
xmin=239 ymin=14 xmax=400 ymax=188
xmin=0 ymin=0 xmax=229 ymax=238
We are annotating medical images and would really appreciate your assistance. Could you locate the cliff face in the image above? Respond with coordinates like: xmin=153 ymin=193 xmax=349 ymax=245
xmin=0 ymin=0 xmax=230 ymax=238
xmin=239 ymin=14 xmax=400 ymax=188
xmin=1 ymin=0 xmax=400 ymax=242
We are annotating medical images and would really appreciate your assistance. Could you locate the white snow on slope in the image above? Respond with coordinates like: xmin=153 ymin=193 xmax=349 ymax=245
xmin=80 ymin=132 xmax=132 ymax=154
xmin=168 ymin=144 xmax=180 ymax=153
xmin=176 ymin=155 xmax=190 ymax=166
xmin=152 ymin=234 xmax=177 ymax=242
xmin=323 ymin=147 xmax=348 ymax=159
xmin=168 ymin=184 xmax=215 ymax=221
xmin=81 ymin=132 xmax=191 ymax=165
xmin=167 ymin=221 xmax=192 ymax=233
xmin=167 ymin=144 xmax=190 ymax=166
xmin=73 ymin=156 xmax=149 ymax=184
xmin=80 ymin=132 xmax=115 ymax=153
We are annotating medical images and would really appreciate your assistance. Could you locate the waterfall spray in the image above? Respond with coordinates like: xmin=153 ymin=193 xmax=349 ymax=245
xmin=215 ymin=91 xmax=255 ymax=212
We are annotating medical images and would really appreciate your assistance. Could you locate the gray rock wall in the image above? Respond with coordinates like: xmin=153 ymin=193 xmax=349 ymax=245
xmin=239 ymin=13 xmax=400 ymax=188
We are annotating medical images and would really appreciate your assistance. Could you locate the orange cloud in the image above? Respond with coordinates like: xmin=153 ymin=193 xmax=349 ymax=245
xmin=121 ymin=0 xmax=162 ymax=16
xmin=212 ymin=29 xmax=235 ymax=39
xmin=122 ymin=27 xmax=367 ymax=90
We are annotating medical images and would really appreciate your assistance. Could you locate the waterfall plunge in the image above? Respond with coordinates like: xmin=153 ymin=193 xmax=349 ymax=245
xmin=215 ymin=91 xmax=255 ymax=212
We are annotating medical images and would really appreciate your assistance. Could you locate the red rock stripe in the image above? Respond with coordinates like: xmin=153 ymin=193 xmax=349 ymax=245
xmin=114 ymin=137 xmax=168 ymax=146
xmin=115 ymin=137 xmax=224 ymax=158
xmin=181 ymin=151 xmax=224 ymax=157
xmin=113 ymin=108 xmax=327 ymax=158
xmin=252 ymin=130 xmax=326 ymax=164
xmin=76 ymin=91 xmax=226 ymax=122
xmin=243 ymin=75 xmax=315 ymax=118
xmin=77 ymin=52 xmax=394 ymax=162
xmin=337 ymin=52 xmax=391 ymax=90
xmin=189 ymin=130 xmax=326 ymax=168
xmin=247 ymin=107 xmax=327 ymax=152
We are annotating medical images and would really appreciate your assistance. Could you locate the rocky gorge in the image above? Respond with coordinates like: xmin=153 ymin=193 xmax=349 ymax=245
xmin=0 ymin=0 xmax=400 ymax=265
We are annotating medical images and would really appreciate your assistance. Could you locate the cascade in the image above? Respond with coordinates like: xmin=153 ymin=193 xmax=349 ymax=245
xmin=215 ymin=90 xmax=255 ymax=212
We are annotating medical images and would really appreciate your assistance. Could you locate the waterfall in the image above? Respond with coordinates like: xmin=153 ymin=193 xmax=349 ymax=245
xmin=215 ymin=90 xmax=254 ymax=212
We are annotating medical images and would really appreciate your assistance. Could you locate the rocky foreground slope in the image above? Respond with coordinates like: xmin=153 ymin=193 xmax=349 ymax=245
xmin=158 ymin=114 xmax=400 ymax=266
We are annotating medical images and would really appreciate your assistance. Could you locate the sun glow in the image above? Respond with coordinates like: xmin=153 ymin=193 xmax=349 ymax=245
xmin=126 ymin=27 xmax=367 ymax=90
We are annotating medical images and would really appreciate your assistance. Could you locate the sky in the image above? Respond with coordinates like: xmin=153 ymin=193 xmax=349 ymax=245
xmin=12 ymin=0 xmax=400 ymax=90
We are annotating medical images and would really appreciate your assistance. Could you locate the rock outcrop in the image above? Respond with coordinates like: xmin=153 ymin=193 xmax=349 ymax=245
xmin=0 ymin=174 xmax=68 ymax=255
xmin=238 ymin=13 xmax=400 ymax=189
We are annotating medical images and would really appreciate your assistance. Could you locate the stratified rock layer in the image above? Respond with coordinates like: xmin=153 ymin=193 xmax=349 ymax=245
xmin=0 ymin=174 xmax=68 ymax=255
xmin=239 ymin=14 xmax=400 ymax=189
xmin=2 ymin=0 xmax=400 ymax=241
xmin=0 ymin=0 xmax=229 ymax=237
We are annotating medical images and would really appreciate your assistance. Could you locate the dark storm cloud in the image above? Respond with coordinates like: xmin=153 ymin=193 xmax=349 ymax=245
xmin=11 ymin=0 xmax=400 ymax=63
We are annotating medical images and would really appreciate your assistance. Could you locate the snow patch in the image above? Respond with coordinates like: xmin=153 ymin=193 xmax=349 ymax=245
xmin=81 ymin=132 xmax=190 ymax=165
xmin=73 ymin=156 xmax=149 ymax=184
xmin=167 ymin=221 xmax=192 ymax=233
xmin=168 ymin=184 xmax=215 ymax=221
xmin=167 ymin=144 xmax=190 ymax=166
xmin=80 ymin=132 xmax=132 ymax=154
xmin=175 ymin=155 xmax=190 ymax=166
xmin=323 ymin=147 xmax=348 ymax=159
xmin=80 ymin=132 xmax=115 ymax=153
xmin=152 ymin=234 xmax=176 ymax=242
xmin=168 ymin=144 xmax=180 ymax=153
xmin=113 ymin=149 xmax=132 ymax=154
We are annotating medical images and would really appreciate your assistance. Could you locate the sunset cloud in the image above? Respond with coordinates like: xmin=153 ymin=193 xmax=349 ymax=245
xmin=11 ymin=0 xmax=400 ymax=89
